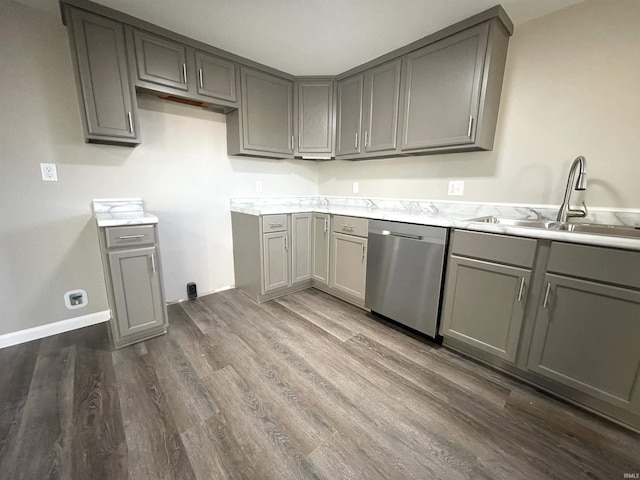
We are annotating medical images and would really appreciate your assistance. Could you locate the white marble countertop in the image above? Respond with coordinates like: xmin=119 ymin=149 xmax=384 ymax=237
xmin=231 ymin=196 xmax=640 ymax=251
xmin=93 ymin=198 xmax=158 ymax=227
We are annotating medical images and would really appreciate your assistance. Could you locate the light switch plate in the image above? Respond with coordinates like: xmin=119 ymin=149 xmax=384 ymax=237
xmin=448 ymin=180 xmax=464 ymax=196
xmin=40 ymin=163 xmax=58 ymax=182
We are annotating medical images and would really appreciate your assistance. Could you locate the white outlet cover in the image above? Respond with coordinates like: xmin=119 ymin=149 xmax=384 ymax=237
xmin=40 ymin=163 xmax=58 ymax=182
xmin=255 ymin=180 xmax=263 ymax=193
xmin=352 ymin=181 xmax=359 ymax=193
xmin=448 ymin=180 xmax=464 ymax=196
xmin=64 ymin=289 xmax=88 ymax=309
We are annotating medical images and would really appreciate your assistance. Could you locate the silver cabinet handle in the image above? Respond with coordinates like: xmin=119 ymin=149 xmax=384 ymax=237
xmin=269 ymin=223 xmax=283 ymax=228
xmin=342 ymin=224 xmax=354 ymax=232
xmin=198 ymin=68 xmax=203 ymax=88
xmin=150 ymin=253 xmax=156 ymax=273
xmin=543 ymin=283 xmax=551 ymax=309
xmin=284 ymin=235 xmax=288 ymax=250
xmin=517 ymin=277 xmax=525 ymax=302
xmin=467 ymin=115 xmax=474 ymax=138
xmin=364 ymin=130 xmax=368 ymax=148
xmin=291 ymin=135 xmax=295 ymax=151
xmin=127 ymin=112 xmax=134 ymax=133
xmin=118 ymin=234 xmax=144 ymax=240
xmin=361 ymin=243 xmax=366 ymax=261
xmin=182 ymin=63 xmax=187 ymax=84
xmin=354 ymin=132 xmax=359 ymax=149
xmin=298 ymin=133 xmax=302 ymax=150
xmin=323 ymin=218 xmax=328 ymax=234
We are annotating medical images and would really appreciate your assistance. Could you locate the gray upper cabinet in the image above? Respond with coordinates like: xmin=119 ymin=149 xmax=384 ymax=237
xmin=227 ymin=67 xmax=294 ymax=158
xmin=194 ymin=50 xmax=237 ymax=102
xmin=440 ymin=256 xmax=530 ymax=362
xmin=528 ymin=274 xmax=640 ymax=414
xmin=291 ymin=213 xmax=312 ymax=284
xmin=295 ymin=80 xmax=335 ymax=157
xmin=65 ymin=7 xmax=139 ymax=146
xmin=132 ymin=29 xmax=189 ymax=91
xmin=400 ymin=23 xmax=488 ymax=150
xmin=312 ymin=213 xmax=330 ymax=286
xmin=362 ymin=59 xmax=402 ymax=154
xmin=335 ymin=74 xmax=364 ymax=156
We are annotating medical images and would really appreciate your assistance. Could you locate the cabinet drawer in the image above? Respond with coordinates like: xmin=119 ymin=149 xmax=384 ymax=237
xmin=452 ymin=230 xmax=537 ymax=268
xmin=106 ymin=225 xmax=156 ymax=248
xmin=262 ymin=214 xmax=288 ymax=233
xmin=547 ymin=242 xmax=640 ymax=289
xmin=332 ymin=215 xmax=368 ymax=238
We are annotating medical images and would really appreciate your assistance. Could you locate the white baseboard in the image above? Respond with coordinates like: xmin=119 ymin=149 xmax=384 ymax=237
xmin=0 ymin=310 xmax=111 ymax=349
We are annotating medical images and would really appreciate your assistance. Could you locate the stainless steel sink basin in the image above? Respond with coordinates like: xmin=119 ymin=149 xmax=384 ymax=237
xmin=555 ymin=223 xmax=640 ymax=238
xmin=470 ymin=216 xmax=559 ymax=229
xmin=470 ymin=216 xmax=640 ymax=239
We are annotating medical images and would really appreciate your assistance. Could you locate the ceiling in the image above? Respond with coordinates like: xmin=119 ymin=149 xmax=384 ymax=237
xmin=21 ymin=0 xmax=584 ymax=75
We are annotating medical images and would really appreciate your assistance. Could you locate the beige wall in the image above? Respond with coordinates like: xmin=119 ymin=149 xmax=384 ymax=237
xmin=0 ymin=1 xmax=318 ymax=336
xmin=318 ymin=0 xmax=640 ymax=209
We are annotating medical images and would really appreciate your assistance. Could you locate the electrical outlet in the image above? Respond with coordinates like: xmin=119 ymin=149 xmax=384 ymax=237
xmin=448 ymin=180 xmax=464 ymax=196
xmin=255 ymin=180 xmax=263 ymax=193
xmin=352 ymin=182 xmax=359 ymax=194
xmin=40 ymin=163 xmax=58 ymax=182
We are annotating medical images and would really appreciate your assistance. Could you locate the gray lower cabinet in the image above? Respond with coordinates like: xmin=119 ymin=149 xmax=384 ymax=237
xmin=311 ymin=213 xmax=330 ymax=286
xmin=65 ymin=7 xmax=140 ymax=146
xmin=232 ymin=212 xmax=311 ymax=302
xmin=295 ymin=80 xmax=335 ymax=158
xmin=440 ymin=256 xmax=530 ymax=362
xmin=227 ymin=67 xmax=294 ymax=158
xmin=400 ymin=19 xmax=509 ymax=153
xmin=98 ymin=225 xmax=168 ymax=349
xmin=330 ymin=232 xmax=368 ymax=304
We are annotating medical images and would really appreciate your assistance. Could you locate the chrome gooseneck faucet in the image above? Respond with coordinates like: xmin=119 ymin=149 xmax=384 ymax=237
xmin=556 ymin=155 xmax=588 ymax=222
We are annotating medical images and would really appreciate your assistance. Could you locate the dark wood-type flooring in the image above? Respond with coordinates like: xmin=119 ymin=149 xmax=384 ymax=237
xmin=1 ymin=288 xmax=639 ymax=479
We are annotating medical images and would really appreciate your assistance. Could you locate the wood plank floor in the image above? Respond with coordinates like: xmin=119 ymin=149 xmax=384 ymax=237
xmin=1 ymin=287 xmax=639 ymax=479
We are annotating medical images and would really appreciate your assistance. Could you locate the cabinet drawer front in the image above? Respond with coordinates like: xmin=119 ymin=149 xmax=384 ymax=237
xmin=106 ymin=225 xmax=156 ymax=248
xmin=548 ymin=242 xmax=640 ymax=289
xmin=452 ymin=230 xmax=536 ymax=267
xmin=262 ymin=214 xmax=288 ymax=233
xmin=332 ymin=215 xmax=368 ymax=238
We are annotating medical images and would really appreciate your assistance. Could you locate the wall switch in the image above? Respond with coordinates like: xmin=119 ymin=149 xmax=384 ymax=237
xmin=255 ymin=180 xmax=263 ymax=193
xmin=40 ymin=163 xmax=58 ymax=182
xmin=352 ymin=182 xmax=359 ymax=193
xmin=448 ymin=180 xmax=464 ymax=196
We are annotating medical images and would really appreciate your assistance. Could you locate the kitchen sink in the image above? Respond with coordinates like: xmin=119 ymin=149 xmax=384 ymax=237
xmin=470 ymin=216 xmax=640 ymax=239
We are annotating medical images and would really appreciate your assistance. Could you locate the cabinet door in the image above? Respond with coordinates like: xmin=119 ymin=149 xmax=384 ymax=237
xmin=296 ymin=80 xmax=334 ymax=155
xmin=312 ymin=213 xmax=330 ymax=285
xmin=68 ymin=8 xmax=139 ymax=144
xmin=241 ymin=67 xmax=293 ymax=156
xmin=528 ymin=274 xmax=640 ymax=414
xmin=291 ymin=213 xmax=312 ymax=284
xmin=440 ymin=256 xmax=530 ymax=362
xmin=363 ymin=59 xmax=401 ymax=153
xmin=133 ymin=30 xmax=188 ymax=91
xmin=335 ymin=74 xmax=363 ymax=156
xmin=400 ymin=22 xmax=489 ymax=150
xmin=194 ymin=51 xmax=237 ymax=102
xmin=330 ymin=233 xmax=367 ymax=300
xmin=108 ymin=247 xmax=166 ymax=338
xmin=262 ymin=231 xmax=289 ymax=293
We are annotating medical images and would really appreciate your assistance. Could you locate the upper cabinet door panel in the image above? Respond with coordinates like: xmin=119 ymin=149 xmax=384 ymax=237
xmin=335 ymin=74 xmax=363 ymax=156
xmin=69 ymin=8 xmax=137 ymax=141
xmin=297 ymin=80 xmax=334 ymax=155
xmin=133 ymin=30 xmax=188 ymax=91
xmin=195 ymin=51 xmax=237 ymax=102
xmin=364 ymin=59 xmax=401 ymax=153
xmin=401 ymin=23 xmax=489 ymax=150
xmin=241 ymin=67 xmax=293 ymax=155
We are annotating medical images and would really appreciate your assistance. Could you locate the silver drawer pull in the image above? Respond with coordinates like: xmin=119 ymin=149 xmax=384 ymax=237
xmin=269 ymin=223 xmax=283 ymax=228
xmin=118 ymin=234 xmax=145 ymax=240
xmin=342 ymin=224 xmax=354 ymax=231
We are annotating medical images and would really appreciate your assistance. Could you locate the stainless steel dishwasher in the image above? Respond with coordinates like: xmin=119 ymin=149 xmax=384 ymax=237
xmin=365 ymin=220 xmax=448 ymax=338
